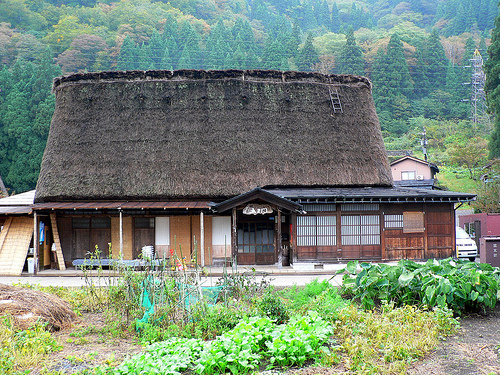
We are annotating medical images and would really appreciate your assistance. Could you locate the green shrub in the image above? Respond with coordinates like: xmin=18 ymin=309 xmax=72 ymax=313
xmin=257 ymin=291 xmax=290 ymax=324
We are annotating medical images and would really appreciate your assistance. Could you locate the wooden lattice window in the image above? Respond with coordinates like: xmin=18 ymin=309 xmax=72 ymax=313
xmin=403 ymin=212 xmax=425 ymax=233
xmin=297 ymin=216 xmax=336 ymax=246
xmin=341 ymin=215 xmax=380 ymax=245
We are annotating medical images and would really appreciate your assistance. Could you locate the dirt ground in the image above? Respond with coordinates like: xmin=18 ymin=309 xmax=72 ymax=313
xmin=34 ymin=308 xmax=500 ymax=375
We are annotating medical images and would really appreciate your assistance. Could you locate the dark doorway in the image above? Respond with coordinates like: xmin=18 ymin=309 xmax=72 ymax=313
xmin=237 ymin=216 xmax=275 ymax=265
xmin=134 ymin=217 xmax=155 ymax=258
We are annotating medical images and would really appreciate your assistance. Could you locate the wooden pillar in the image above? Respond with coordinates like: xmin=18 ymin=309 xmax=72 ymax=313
xmin=423 ymin=203 xmax=428 ymax=259
xmin=380 ymin=209 xmax=386 ymax=261
xmin=277 ymin=209 xmax=282 ymax=268
xmin=119 ymin=210 xmax=123 ymax=259
xmin=33 ymin=211 xmax=38 ymax=275
xmin=232 ymin=208 xmax=237 ymax=265
xmin=200 ymin=211 xmax=205 ymax=267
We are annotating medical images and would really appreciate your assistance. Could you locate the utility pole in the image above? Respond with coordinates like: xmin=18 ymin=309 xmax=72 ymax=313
xmin=421 ymin=127 xmax=428 ymax=162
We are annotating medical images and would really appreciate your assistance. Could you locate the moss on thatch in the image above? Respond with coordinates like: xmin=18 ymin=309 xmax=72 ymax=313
xmin=35 ymin=69 xmax=392 ymax=202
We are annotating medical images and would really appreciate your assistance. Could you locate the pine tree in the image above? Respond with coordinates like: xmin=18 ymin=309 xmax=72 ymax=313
xmin=116 ymin=36 xmax=137 ymax=71
xmin=262 ymin=38 xmax=284 ymax=70
xmin=149 ymin=29 xmax=165 ymax=69
xmin=296 ymin=33 xmax=319 ymax=71
xmin=337 ymin=26 xmax=364 ymax=75
xmin=137 ymin=43 xmax=154 ymax=70
xmin=205 ymin=19 xmax=233 ymax=70
xmin=159 ymin=45 xmax=173 ymax=70
xmin=178 ymin=21 xmax=201 ymax=69
xmin=331 ymin=2 xmax=341 ymax=33
xmin=411 ymin=47 xmax=430 ymax=99
xmin=423 ymin=29 xmax=448 ymax=89
xmin=371 ymin=34 xmax=413 ymax=119
xmin=162 ymin=13 xmax=179 ymax=42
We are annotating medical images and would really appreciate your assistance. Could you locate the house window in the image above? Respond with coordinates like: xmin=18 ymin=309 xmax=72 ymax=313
xmin=297 ymin=215 xmax=336 ymax=246
xmin=72 ymin=218 xmax=111 ymax=229
xmin=155 ymin=217 xmax=170 ymax=246
xmin=301 ymin=204 xmax=336 ymax=212
xmin=401 ymin=171 xmax=416 ymax=180
xmin=135 ymin=217 xmax=154 ymax=228
xmin=341 ymin=203 xmax=379 ymax=211
xmin=341 ymin=215 xmax=380 ymax=245
xmin=384 ymin=214 xmax=403 ymax=228
xmin=403 ymin=212 xmax=425 ymax=233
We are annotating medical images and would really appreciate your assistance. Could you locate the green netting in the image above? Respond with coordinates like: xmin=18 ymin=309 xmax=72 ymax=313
xmin=136 ymin=277 xmax=224 ymax=330
xmin=176 ymin=282 xmax=224 ymax=310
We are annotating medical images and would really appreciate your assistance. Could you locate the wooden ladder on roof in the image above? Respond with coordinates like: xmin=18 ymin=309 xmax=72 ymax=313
xmin=50 ymin=214 xmax=66 ymax=270
xmin=329 ymin=87 xmax=343 ymax=114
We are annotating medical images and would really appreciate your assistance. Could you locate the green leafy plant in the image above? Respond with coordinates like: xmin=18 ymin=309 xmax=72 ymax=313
xmin=115 ymin=312 xmax=333 ymax=374
xmin=338 ymin=258 xmax=500 ymax=313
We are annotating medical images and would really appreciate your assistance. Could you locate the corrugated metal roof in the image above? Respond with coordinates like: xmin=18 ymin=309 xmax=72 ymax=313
xmin=0 ymin=190 xmax=35 ymax=206
xmin=33 ymin=201 xmax=211 ymax=210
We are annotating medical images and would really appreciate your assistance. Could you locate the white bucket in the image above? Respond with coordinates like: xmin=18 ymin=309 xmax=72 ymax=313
xmin=141 ymin=245 xmax=154 ymax=260
xmin=27 ymin=258 xmax=34 ymax=273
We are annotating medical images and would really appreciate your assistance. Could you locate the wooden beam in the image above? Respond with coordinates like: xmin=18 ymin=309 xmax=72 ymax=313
xmin=33 ymin=212 xmax=38 ymax=275
xmin=232 ymin=208 xmax=237 ymax=266
xmin=200 ymin=211 xmax=205 ymax=267
xmin=277 ymin=210 xmax=282 ymax=268
xmin=50 ymin=213 xmax=66 ymax=270
xmin=119 ymin=210 xmax=123 ymax=259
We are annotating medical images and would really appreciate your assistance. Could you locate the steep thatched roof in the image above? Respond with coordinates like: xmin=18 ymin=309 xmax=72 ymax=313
xmin=35 ymin=69 xmax=392 ymax=202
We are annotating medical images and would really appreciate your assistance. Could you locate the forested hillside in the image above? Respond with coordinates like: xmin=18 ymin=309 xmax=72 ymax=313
xmin=0 ymin=0 xmax=497 ymax=199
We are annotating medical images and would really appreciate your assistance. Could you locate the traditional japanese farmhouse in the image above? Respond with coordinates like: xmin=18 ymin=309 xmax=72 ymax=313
xmin=4 ymin=69 xmax=473 ymax=274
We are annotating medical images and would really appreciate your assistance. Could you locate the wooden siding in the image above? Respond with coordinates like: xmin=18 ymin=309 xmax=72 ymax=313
xmin=383 ymin=203 xmax=454 ymax=260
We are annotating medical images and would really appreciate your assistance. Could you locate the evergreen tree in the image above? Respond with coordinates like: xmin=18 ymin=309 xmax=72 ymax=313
xmin=149 ymin=29 xmax=165 ymax=69
xmin=337 ymin=26 xmax=364 ymax=75
xmin=0 ymin=50 xmax=61 ymax=192
xmin=159 ymin=45 xmax=173 ymax=70
xmin=296 ymin=33 xmax=319 ymax=71
xmin=137 ymin=43 xmax=154 ymax=70
xmin=116 ymin=36 xmax=137 ymax=71
xmin=232 ymin=17 xmax=258 ymax=58
xmin=423 ymin=29 xmax=448 ymax=89
xmin=165 ymin=36 xmax=179 ymax=69
xmin=205 ymin=19 xmax=233 ymax=70
xmin=485 ymin=8 xmax=500 ymax=157
xmin=411 ymin=47 xmax=430 ymax=99
xmin=178 ymin=21 xmax=201 ymax=69
xmin=262 ymin=39 xmax=285 ymax=70
xmin=317 ymin=0 xmax=331 ymax=30
xmin=331 ymin=2 xmax=341 ymax=33
xmin=162 ymin=13 xmax=179 ymax=42
xmin=371 ymin=34 xmax=413 ymax=120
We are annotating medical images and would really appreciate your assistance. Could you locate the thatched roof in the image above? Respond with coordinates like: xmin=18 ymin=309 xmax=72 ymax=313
xmin=35 ymin=69 xmax=392 ymax=202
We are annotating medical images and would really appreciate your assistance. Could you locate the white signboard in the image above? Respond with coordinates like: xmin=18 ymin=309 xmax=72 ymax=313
xmin=243 ymin=204 xmax=273 ymax=215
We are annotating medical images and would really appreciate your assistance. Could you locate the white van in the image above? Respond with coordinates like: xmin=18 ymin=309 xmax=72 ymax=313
xmin=456 ymin=226 xmax=478 ymax=262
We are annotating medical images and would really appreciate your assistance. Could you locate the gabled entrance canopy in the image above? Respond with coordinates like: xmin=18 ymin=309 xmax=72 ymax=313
xmin=211 ymin=188 xmax=304 ymax=213
xmin=211 ymin=188 xmax=303 ymax=266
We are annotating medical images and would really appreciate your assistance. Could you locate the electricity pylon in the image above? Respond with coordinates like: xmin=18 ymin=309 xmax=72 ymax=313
xmin=470 ymin=49 xmax=490 ymax=127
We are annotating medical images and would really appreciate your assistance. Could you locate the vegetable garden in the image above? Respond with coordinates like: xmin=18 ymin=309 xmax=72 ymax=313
xmin=1 ymin=257 xmax=500 ymax=374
